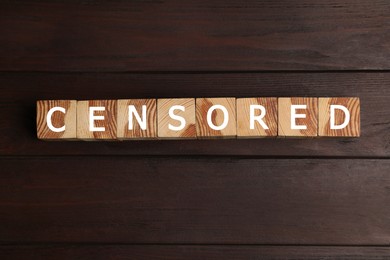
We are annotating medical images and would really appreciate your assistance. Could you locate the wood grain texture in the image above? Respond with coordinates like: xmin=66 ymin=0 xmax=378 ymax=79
xmin=319 ymin=97 xmax=360 ymax=137
xmin=36 ymin=100 xmax=76 ymax=140
xmin=237 ymin=98 xmax=278 ymax=137
xmin=0 ymin=157 xmax=389 ymax=244
xmin=157 ymin=98 xmax=196 ymax=139
xmin=2 ymin=0 xmax=390 ymax=257
xmin=1 ymin=1 xmax=390 ymax=71
xmin=1 ymin=245 xmax=390 ymax=260
xmin=117 ymin=99 xmax=157 ymax=140
xmin=77 ymin=100 xmax=117 ymax=140
xmin=196 ymin=98 xmax=236 ymax=138
xmin=278 ymin=98 xmax=318 ymax=137
xmin=0 ymin=72 xmax=389 ymax=156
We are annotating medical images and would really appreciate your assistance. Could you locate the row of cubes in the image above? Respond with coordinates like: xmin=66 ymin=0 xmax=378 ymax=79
xmin=37 ymin=97 xmax=360 ymax=140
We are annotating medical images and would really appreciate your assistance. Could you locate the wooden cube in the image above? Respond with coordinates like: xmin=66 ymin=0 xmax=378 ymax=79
xmin=77 ymin=100 xmax=117 ymax=140
xmin=117 ymin=99 xmax=157 ymax=139
xmin=319 ymin=97 xmax=360 ymax=137
xmin=278 ymin=97 xmax=318 ymax=137
xmin=196 ymin=98 xmax=236 ymax=138
xmin=237 ymin=97 xmax=278 ymax=137
xmin=157 ymin=98 xmax=196 ymax=139
xmin=37 ymin=100 xmax=77 ymax=140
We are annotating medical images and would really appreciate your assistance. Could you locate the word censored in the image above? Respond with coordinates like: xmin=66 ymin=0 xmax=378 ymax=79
xmin=37 ymin=97 xmax=360 ymax=140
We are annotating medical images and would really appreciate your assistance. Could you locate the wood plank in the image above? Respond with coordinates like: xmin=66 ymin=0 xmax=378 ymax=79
xmin=1 ymin=1 xmax=390 ymax=71
xmin=0 ymin=157 xmax=389 ymax=244
xmin=0 ymin=72 xmax=389 ymax=156
xmin=1 ymin=245 xmax=390 ymax=259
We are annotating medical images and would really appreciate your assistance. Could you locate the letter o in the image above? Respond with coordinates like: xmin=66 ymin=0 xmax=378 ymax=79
xmin=207 ymin=105 xmax=229 ymax=130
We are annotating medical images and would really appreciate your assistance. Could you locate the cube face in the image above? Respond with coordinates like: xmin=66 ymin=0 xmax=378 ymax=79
xmin=278 ymin=97 xmax=318 ymax=137
xmin=319 ymin=97 xmax=360 ymax=137
xmin=196 ymin=98 xmax=236 ymax=138
xmin=77 ymin=100 xmax=117 ymax=140
xmin=157 ymin=98 xmax=196 ymax=139
xmin=237 ymin=98 xmax=278 ymax=137
xmin=117 ymin=99 xmax=156 ymax=139
xmin=36 ymin=100 xmax=77 ymax=139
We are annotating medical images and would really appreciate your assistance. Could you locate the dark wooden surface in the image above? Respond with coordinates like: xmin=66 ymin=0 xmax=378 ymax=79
xmin=1 ymin=157 xmax=390 ymax=244
xmin=1 ymin=0 xmax=390 ymax=259
xmin=2 ymin=245 xmax=390 ymax=260
xmin=1 ymin=0 xmax=390 ymax=71
xmin=0 ymin=72 xmax=389 ymax=157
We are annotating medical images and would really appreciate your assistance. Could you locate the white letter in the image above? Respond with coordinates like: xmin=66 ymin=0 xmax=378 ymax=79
xmin=47 ymin=107 xmax=66 ymax=132
xmin=128 ymin=105 xmax=147 ymax=130
xmin=250 ymin=105 xmax=269 ymax=130
xmin=207 ymin=105 xmax=229 ymax=130
xmin=330 ymin=105 xmax=350 ymax=129
xmin=89 ymin=107 xmax=105 ymax=132
xmin=291 ymin=105 xmax=307 ymax=130
xmin=168 ymin=105 xmax=186 ymax=131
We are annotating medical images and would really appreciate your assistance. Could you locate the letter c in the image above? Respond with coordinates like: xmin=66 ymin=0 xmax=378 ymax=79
xmin=47 ymin=106 xmax=66 ymax=132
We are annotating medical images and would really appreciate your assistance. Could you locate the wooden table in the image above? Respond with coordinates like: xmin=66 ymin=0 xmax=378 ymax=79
xmin=1 ymin=1 xmax=390 ymax=259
